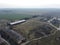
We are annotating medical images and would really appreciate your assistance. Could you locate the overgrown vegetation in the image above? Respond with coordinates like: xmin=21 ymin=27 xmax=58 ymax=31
xmin=12 ymin=18 xmax=56 ymax=40
xmin=26 ymin=30 xmax=60 ymax=45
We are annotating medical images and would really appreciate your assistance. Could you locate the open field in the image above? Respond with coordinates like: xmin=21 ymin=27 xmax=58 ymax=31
xmin=12 ymin=18 xmax=56 ymax=40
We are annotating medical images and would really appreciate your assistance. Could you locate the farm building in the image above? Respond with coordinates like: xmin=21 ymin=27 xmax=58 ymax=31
xmin=9 ymin=20 xmax=26 ymax=26
xmin=0 ymin=35 xmax=4 ymax=44
xmin=0 ymin=35 xmax=10 ymax=45
xmin=0 ymin=29 xmax=26 ymax=44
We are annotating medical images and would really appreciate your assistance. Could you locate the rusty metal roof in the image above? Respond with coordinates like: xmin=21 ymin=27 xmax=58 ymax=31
xmin=0 ymin=35 xmax=4 ymax=44
xmin=0 ymin=29 xmax=25 ymax=44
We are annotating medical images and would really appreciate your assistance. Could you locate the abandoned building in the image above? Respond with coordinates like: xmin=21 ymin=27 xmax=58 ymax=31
xmin=0 ymin=20 xmax=26 ymax=45
xmin=7 ymin=20 xmax=26 ymax=29
xmin=8 ymin=20 xmax=26 ymax=26
xmin=0 ymin=29 xmax=26 ymax=45
xmin=0 ymin=35 xmax=10 ymax=45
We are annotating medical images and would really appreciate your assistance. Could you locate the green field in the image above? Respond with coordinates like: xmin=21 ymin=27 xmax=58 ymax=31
xmin=0 ymin=14 xmax=33 ymax=20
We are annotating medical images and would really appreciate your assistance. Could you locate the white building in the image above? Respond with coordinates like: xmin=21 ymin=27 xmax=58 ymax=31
xmin=9 ymin=20 xmax=26 ymax=25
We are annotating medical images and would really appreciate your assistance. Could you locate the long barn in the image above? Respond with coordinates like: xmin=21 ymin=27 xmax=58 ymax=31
xmin=9 ymin=20 xmax=26 ymax=26
xmin=0 ymin=35 xmax=10 ymax=45
xmin=0 ymin=29 xmax=26 ymax=45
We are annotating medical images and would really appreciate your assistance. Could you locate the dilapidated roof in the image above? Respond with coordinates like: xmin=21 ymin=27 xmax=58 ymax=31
xmin=0 ymin=35 xmax=4 ymax=44
xmin=0 ymin=35 xmax=10 ymax=45
xmin=0 ymin=29 xmax=25 ymax=44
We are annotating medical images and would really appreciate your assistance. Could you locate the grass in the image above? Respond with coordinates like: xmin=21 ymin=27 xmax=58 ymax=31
xmin=27 ymin=30 xmax=60 ymax=45
xmin=37 ymin=30 xmax=59 ymax=45
xmin=12 ymin=18 xmax=56 ymax=40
